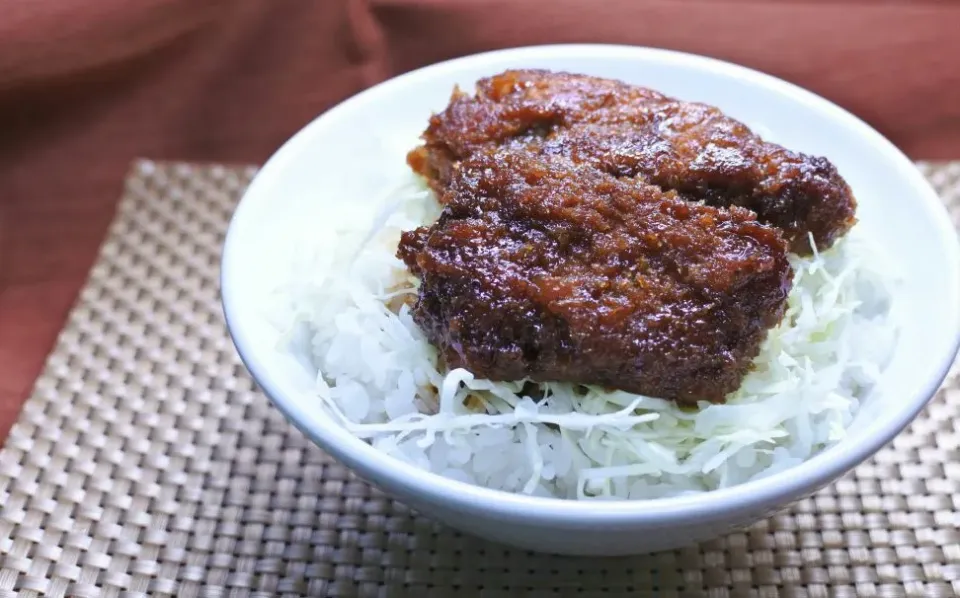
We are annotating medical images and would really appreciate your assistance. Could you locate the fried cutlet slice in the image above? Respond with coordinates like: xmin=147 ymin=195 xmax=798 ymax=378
xmin=397 ymin=149 xmax=793 ymax=405
xmin=407 ymin=69 xmax=857 ymax=254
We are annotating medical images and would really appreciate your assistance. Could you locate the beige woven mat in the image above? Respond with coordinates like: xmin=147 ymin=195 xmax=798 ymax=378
xmin=1 ymin=161 xmax=959 ymax=598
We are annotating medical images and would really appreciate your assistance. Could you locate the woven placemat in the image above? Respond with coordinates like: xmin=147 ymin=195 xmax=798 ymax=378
xmin=1 ymin=161 xmax=958 ymax=598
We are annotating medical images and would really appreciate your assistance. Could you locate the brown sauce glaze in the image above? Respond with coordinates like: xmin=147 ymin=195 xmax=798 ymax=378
xmin=398 ymin=149 xmax=793 ymax=405
xmin=409 ymin=69 xmax=857 ymax=254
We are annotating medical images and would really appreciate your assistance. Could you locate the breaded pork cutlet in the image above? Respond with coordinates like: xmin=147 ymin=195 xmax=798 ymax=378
xmin=398 ymin=149 xmax=793 ymax=405
xmin=407 ymin=69 xmax=856 ymax=254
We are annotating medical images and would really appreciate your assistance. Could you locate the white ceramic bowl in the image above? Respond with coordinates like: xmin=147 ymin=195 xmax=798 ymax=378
xmin=221 ymin=44 xmax=960 ymax=556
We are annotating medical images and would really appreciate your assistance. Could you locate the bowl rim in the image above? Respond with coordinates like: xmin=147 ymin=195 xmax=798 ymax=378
xmin=221 ymin=43 xmax=960 ymax=526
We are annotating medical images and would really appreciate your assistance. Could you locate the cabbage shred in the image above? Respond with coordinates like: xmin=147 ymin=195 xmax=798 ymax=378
xmin=275 ymin=179 xmax=898 ymax=500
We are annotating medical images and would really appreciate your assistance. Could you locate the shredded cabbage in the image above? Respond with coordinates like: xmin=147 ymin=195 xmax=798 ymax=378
xmin=274 ymin=177 xmax=899 ymax=500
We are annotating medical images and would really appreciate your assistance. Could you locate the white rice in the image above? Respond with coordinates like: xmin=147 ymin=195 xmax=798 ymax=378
xmin=273 ymin=175 xmax=899 ymax=500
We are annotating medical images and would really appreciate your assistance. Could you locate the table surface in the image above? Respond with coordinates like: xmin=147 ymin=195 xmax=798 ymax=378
xmin=1 ymin=160 xmax=958 ymax=597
